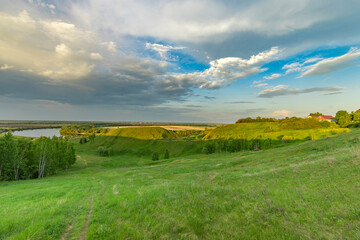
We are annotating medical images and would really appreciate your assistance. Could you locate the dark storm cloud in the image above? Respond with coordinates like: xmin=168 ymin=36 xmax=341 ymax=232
xmin=0 ymin=57 xmax=199 ymax=106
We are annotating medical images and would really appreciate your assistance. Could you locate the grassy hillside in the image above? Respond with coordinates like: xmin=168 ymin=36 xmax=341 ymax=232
xmin=203 ymin=122 xmax=349 ymax=140
xmin=105 ymin=127 xmax=178 ymax=140
xmin=78 ymin=135 xmax=204 ymax=158
xmin=1 ymin=130 xmax=360 ymax=239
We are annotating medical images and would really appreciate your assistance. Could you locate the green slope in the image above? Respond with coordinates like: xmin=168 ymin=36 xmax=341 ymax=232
xmin=105 ymin=127 xmax=178 ymax=140
xmin=1 ymin=130 xmax=360 ymax=239
xmin=203 ymin=122 xmax=349 ymax=140
xmin=79 ymin=135 xmax=204 ymax=158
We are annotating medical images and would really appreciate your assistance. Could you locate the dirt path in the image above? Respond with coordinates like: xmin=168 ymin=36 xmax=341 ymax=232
xmin=80 ymin=196 xmax=94 ymax=240
xmin=60 ymin=215 xmax=77 ymax=240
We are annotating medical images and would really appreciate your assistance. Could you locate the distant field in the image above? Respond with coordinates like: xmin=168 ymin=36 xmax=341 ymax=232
xmin=203 ymin=122 xmax=349 ymax=140
xmin=1 ymin=129 xmax=360 ymax=239
xmin=104 ymin=125 xmax=215 ymax=131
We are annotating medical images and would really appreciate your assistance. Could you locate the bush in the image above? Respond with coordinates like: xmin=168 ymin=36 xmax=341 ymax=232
xmin=202 ymin=142 xmax=215 ymax=154
xmin=282 ymin=136 xmax=294 ymax=143
xmin=164 ymin=149 xmax=169 ymax=159
xmin=152 ymin=152 xmax=159 ymax=161
xmin=98 ymin=146 xmax=108 ymax=156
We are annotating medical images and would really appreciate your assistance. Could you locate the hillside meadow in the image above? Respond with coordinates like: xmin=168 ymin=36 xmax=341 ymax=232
xmin=1 ymin=128 xmax=360 ymax=239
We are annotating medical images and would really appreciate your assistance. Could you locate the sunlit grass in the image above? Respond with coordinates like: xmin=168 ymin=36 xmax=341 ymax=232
xmin=1 ymin=130 xmax=360 ymax=239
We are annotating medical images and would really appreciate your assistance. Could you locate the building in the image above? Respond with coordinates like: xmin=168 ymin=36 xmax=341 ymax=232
xmin=307 ymin=114 xmax=336 ymax=122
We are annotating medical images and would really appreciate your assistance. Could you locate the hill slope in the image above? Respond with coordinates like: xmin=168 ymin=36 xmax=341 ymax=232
xmin=1 ymin=130 xmax=360 ymax=239
xmin=105 ymin=127 xmax=178 ymax=139
xmin=203 ymin=122 xmax=348 ymax=140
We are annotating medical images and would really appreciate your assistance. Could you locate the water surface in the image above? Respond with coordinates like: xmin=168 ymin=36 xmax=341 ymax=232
xmin=12 ymin=128 xmax=61 ymax=138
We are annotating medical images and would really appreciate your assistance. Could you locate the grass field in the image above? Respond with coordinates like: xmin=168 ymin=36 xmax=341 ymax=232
xmin=203 ymin=122 xmax=349 ymax=140
xmin=1 ymin=130 xmax=360 ymax=239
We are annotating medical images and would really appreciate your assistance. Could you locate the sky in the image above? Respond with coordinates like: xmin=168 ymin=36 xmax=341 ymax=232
xmin=1 ymin=0 xmax=360 ymax=123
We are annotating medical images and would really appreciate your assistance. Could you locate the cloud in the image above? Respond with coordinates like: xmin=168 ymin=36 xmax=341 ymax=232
xmin=224 ymin=101 xmax=255 ymax=104
xmin=301 ymin=48 xmax=360 ymax=77
xmin=258 ymin=85 xmax=344 ymax=98
xmin=204 ymin=96 xmax=216 ymax=100
xmin=69 ymin=0 xmax=340 ymax=43
xmin=0 ymin=64 xmax=13 ymax=70
xmin=272 ymin=110 xmax=292 ymax=117
xmin=264 ymin=73 xmax=282 ymax=80
xmin=0 ymin=11 xmax=97 ymax=80
xmin=323 ymin=91 xmax=344 ymax=95
xmin=102 ymin=41 xmax=117 ymax=53
xmin=176 ymin=46 xmax=280 ymax=89
xmin=28 ymin=0 xmax=56 ymax=14
xmin=90 ymin=53 xmax=103 ymax=61
xmin=252 ymin=83 xmax=268 ymax=88
xmin=145 ymin=43 xmax=186 ymax=60
xmin=0 ymin=56 xmax=192 ymax=106
xmin=282 ymin=62 xmax=303 ymax=74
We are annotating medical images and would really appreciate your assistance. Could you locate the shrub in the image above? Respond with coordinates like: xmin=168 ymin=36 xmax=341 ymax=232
xmin=282 ymin=135 xmax=294 ymax=143
xmin=202 ymin=142 xmax=215 ymax=154
xmin=164 ymin=149 xmax=169 ymax=159
xmin=98 ymin=146 xmax=108 ymax=156
xmin=152 ymin=152 xmax=159 ymax=161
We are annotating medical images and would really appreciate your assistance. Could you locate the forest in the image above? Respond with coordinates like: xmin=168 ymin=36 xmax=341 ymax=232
xmin=0 ymin=132 xmax=76 ymax=181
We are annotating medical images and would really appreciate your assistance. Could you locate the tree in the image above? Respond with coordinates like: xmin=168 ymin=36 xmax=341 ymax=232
xmin=309 ymin=112 xmax=323 ymax=116
xmin=89 ymin=133 xmax=96 ymax=142
xmin=164 ymin=149 xmax=169 ymax=159
xmin=152 ymin=152 xmax=159 ymax=161
xmin=351 ymin=111 xmax=360 ymax=122
xmin=2 ymin=132 xmax=18 ymax=180
xmin=335 ymin=110 xmax=351 ymax=127
xmin=13 ymin=139 xmax=31 ymax=180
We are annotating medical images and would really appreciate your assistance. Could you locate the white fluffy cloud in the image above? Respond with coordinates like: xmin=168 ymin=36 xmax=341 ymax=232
xmin=90 ymin=53 xmax=103 ymax=60
xmin=179 ymin=46 xmax=281 ymax=89
xmin=146 ymin=43 xmax=186 ymax=60
xmin=0 ymin=11 xmax=100 ymax=80
xmin=264 ymin=73 xmax=282 ymax=80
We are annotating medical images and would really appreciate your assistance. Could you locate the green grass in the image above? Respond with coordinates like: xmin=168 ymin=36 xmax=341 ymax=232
xmin=105 ymin=127 xmax=178 ymax=140
xmin=203 ymin=122 xmax=349 ymax=140
xmin=1 ymin=130 xmax=360 ymax=239
xmin=78 ymin=135 xmax=204 ymax=158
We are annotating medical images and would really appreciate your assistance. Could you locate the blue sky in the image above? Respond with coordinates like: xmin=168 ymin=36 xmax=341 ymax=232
xmin=1 ymin=0 xmax=360 ymax=123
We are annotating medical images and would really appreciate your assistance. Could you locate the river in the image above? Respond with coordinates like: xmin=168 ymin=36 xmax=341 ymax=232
xmin=12 ymin=128 xmax=62 ymax=138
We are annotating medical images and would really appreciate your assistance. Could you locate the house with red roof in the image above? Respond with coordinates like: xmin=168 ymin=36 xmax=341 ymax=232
xmin=307 ymin=114 xmax=336 ymax=122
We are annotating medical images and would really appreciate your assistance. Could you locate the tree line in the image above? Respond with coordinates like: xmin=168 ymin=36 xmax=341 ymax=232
xmin=0 ymin=132 xmax=76 ymax=181
xmin=335 ymin=109 xmax=360 ymax=127
xmin=60 ymin=125 xmax=109 ymax=135
xmin=202 ymin=138 xmax=290 ymax=154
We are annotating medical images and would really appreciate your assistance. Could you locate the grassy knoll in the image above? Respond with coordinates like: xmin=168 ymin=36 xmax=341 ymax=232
xmin=203 ymin=122 xmax=349 ymax=140
xmin=1 ymin=130 xmax=360 ymax=239
xmin=105 ymin=127 xmax=178 ymax=140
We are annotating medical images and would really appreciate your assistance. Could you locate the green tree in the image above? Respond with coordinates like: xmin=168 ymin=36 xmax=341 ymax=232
xmin=152 ymin=152 xmax=159 ymax=161
xmin=164 ymin=149 xmax=169 ymax=159
xmin=335 ymin=110 xmax=351 ymax=127
xmin=351 ymin=111 xmax=360 ymax=122
xmin=2 ymin=132 xmax=18 ymax=180
xmin=309 ymin=112 xmax=323 ymax=116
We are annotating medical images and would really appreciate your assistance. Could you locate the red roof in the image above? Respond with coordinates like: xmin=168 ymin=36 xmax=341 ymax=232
xmin=321 ymin=115 xmax=334 ymax=119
